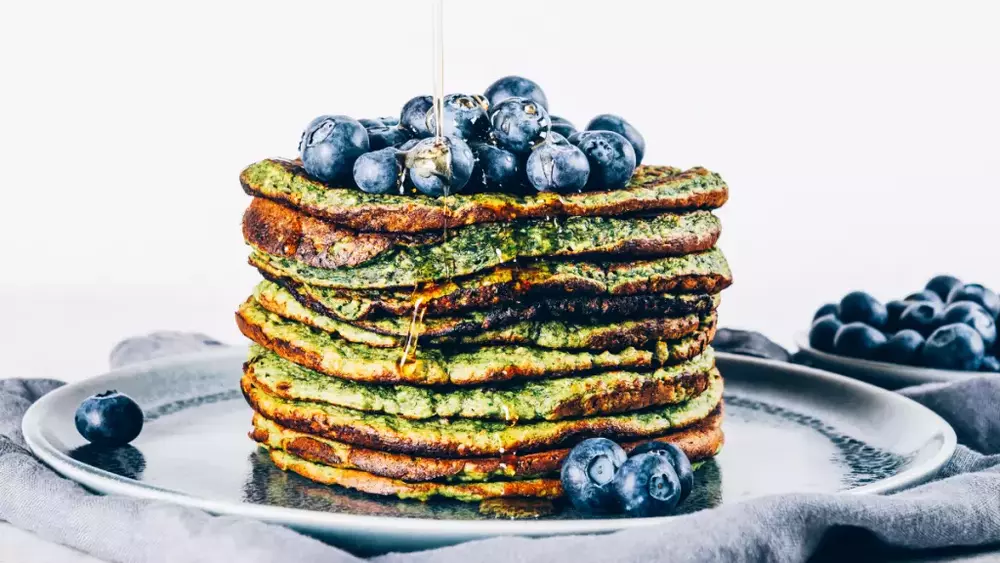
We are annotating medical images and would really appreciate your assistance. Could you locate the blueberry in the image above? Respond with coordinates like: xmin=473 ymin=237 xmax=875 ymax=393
xmin=74 ymin=390 xmax=144 ymax=447
xmin=612 ymin=453 xmax=682 ymax=517
xmin=980 ymin=356 xmax=1000 ymax=372
xmin=809 ymin=314 xmax=842 ymax=353
xmin=926 ymin=275 xmax=963 ymax=301
xmin=941 ymin=302 xmax=997 ymax=348
xmin=378 ymin=116 xmax=400 ymax=127
xmin=550 ymin=116 xmax=578 ymax=138
xmin=400 ymin=95 xmax=434 ymax=137
xmin=353 ymin=147 xmax=403 ymax=195
xmin=358 ymin=118 xmax=384 ymax=128
xmin=947 ymin=283 xmax=1000 ymax=318
xmin=427 ymin=93 xmax=490 ymax=141
xmin=398 ymin=138 xmax=420 ymax=152
xmin=405 ymin=137 xmax=475 ymax=196
xmin=878 ymin=329 xmax=925 ymax=366
xmin=367 ymin=125 xmax=411 ymax=150
xmin=571 ymin=131 xmax=637 ymax=190
xmin=586 ymin=114 xmax=646 ymax=166
xmin=490 ymin=97 xmax=551 ymax=154
xmin=838 ymin=291 xmax=889 ymax=329
xmin=298 ymin=115 xmax=370 ymax=183
xmin=904 ymin=289 xmax=943 ymax=304
xmin=628 ymin=441 xmax=694 ymax=503
xmin=885 ymin=300 xmax=910 ymax=333
xmin=813 ymin=303 xmax=839 ymax=321
xmin=897 ymin=302 xmax=942 ymax=336
xmin=469 ymin=142 xmax=522 ymax=191
xmin=833 ymin=322 xmax=887 ymax=360
xmin=526 ymin=139 xmax=591 ymax=193
xmin=560 ymin=437 xmax=627 ymax=513
xmin=922 ymin=323 xmax=985 ymax=371
xmin=484 ymin=75 xmax=548 ymax=111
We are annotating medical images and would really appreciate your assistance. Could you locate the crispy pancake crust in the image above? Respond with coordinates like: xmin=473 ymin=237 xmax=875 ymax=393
xmin=236 ymin=297 xmax=717 ymax=385
xmin=241 ymin=159 xmax=729 ymax=233
xmin=251 ymin=408 xmax=724 ymax=483
xmin=241 ymin=370 xmax=723 ymax=457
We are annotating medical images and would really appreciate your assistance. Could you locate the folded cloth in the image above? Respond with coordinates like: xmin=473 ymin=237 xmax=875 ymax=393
xmin=1 ymin=330 xmax=998 ymax=563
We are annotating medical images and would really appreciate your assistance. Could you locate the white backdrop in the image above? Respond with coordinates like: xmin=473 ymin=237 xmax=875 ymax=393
xmin=0 ymin=0 xmax=998 ymax=381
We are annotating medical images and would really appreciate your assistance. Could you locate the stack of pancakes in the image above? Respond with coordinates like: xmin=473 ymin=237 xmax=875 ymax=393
xmin=236 ymin=159 xmax=732 ymax=502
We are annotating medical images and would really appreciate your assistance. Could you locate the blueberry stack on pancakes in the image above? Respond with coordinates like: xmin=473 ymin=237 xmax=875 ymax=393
xmin=236 ymin=156 xmax=732 ymax=503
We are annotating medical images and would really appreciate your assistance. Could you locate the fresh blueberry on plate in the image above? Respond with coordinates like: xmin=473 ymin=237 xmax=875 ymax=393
xmin=904 ymin=289 xmax=943 ymax=304
xmin=550 ymin=116 xmax=577 ymax=138
xmin=922 ymin=323 xmax=985 ymax=371
xmin=926 ymin=275 xmax=963 ymax=302
xmin=428 ymin=93 xmax=490 ymax=141
xmin=490 ymin=97 xmax=551 ymax=154
xmin=980 ymin=356 xmax=1000 ymax=372
xmin=400 ymin=95 xmax=434 ymax=138
xmin=612 ymin=453 xmax=682 ymax=517
xmin=298 ymin=115 xmax=370 ymax=183
xmin=809 ymin=314 xmax=842 ymax=353
xmin=367 ymin=125 xmax=411 ymax=150
xmin=833 ymin=322 xmax=887 ymax=360
xmin=484 ymin=75 xmax=548 ymax=111
xmin=560 ymin=437 xmax=627 ymax=513
xmin=813 ymin=303 xmax=839 ymax=321
xmin=74 ymin=390 xmax=144 ymax=447
xmin=405 ymin=137 xmax=475 ymax=196
xmin=469 ymin=142 xmax=522 ymax=191
xmin=947 ymin=283 xmax=1000 ymax=318
xmin=885 ymin=300 xmax=909 ymax=333
xmin=358 ymin=118 xmax=384 ymax=128
xmin=878 ymin=329 xmax=925 ymax=366
xmin=628 ymin=441 xmax=694 ymax=502
xmin=586 ymin=114 xmax=646 ymax=166
xmin=837 ymin=291 xmax=888 ymax=329
xmin=941 ymin=302 xmax=997 ymax=348
xmin=571 ymin=130 xmax=637 ymax=190
xmin=896 ymin=302 xmax=942 ymax=336
xmin=526 ymin=138 xmax=591 ymax=193
xmin=353 ymin=147 xmax=403 ymax=195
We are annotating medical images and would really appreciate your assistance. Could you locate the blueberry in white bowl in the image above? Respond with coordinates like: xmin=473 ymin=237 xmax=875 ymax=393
xmin=837 ymin=291 xmax=888 ymax=329
xmin=298 ymin=115 xmax=370 ymax=183
xmin=922 ymin=323 xmax=985 ymax=371
xmin=947 ymin=283 xmax=1000 ymax=318
xmin=560 ymin=438 xmax=627 ymax=513
xmin=353 ymin=147 xmax=403 ymax=195
xmin=490 ymin=97 xmax=551 ymax=154
xmin=896 ymin=302 xmax=942 ymax=336
xmin=611 ymin=453 xmax=682 ymax=517
xmin=75 ymin=390 xmax=144 ymax=447
xmin=400 ymin=95 xmax=434 ymax=138
xmin=926 ymin=275 xmax=964 ymax=302
xmin=809 ymin=314 xmax=842 ymax=353
xmin=405 ymin=137 xmax=475 ymax=196
xmin=484 ymin=75 xmax=548 ymax=111
xmin=878 ymin=329 xmax=925 ymax=366
xmin=526 ymin=138 xmax=590 ymax=193
xmin=833 ymin=322 xmax=887 ymax=360
xmin=571 ymin=130 xmax=637 ymax=191
xmin=428 ymin=93 xmax=490 ymax=141
xmin=586 ymin=114 xmax=646 ymax=166
xmin=941 ymin=302 xmax=997 ymax=348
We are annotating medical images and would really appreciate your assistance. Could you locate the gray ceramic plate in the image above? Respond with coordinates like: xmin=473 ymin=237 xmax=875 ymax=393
xmin=795 ymin=332 xmax=979 ymax=389
xmin=23 ymin=347 xmax=955 ymax=555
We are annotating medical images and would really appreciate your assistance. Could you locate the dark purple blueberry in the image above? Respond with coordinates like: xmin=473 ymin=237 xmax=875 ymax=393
xmin=353 ymin=147 xmax=403 ymax=195
xmin=947 ymin=283 xmax=1000 ymax=318
xmin=74 ymin=390 xmax=144 ymax=447
xmin=885 ymin=300 xmax=909 ymax=333
xmin=833 ymin=322 xmax=887 ymax=360
xmin=941 ymin=302 xmax=997 ymax=348
xmin=628 ymin=441 xmax=694 ymax=503
xmin=298 ymin=115 xmax=370 ymax=183
xmin=809 ymin=314 xmax=842 ymax=353
xmin=367 ymin=125 xmax=412 ymax=150
xmin=586 ymin=114 xmax=646 ymax=166
xmin=922 ymin=323 xmax=985 ymax=371
xmin=571 ymin=131 xmax=637 ymax=190
xmin=428 ymin=94 xmax=490 ymax=141
xmin=926 ymin=275 xmax=963 ymax=301
xmin=980 ymin=356 xmax=1000 ymax=372
xmin=469 ymin=142 xmax=522 ymax=191
xmin=526 ymin=139 xmax=590 ymax=193
xmin=612 ymin=453 xmax=682 ymax=517
xmin=838 ymin=291 xmax=889 ymax=329
xmin=550 ymin=116 xmax=578 ymax=138
xmin=490 ymin=97 xmax=551 ymax=154
xmin=904 ymin=289 xmax=943 ymax=304
xmin=484 ymin=75 xmax=548 ymax=111
xmin=897 ymin=302 xmax=943 ymax=336
xmin=560 ymin=438 xmax=627 ymax=514
xmin=878 ymin=329 xmax=925 ymax=366
xmin=400 ymin=95 xmax=434 ymax=138
xmin=405 ymin=137 xmax=475 ymax=196
xmin=358 ymin=118 xmax=384 ymax=128
xmin=813 ymin=303 xmax=839 ymax=321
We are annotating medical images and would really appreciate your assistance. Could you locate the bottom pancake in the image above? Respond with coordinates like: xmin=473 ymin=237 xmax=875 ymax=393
xmin=251 ymin=407 xmax=724 ymax=483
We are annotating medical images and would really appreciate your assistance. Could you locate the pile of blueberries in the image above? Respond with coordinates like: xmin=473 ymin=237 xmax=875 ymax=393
xmin=298 ymin=75 xmax=646 ymax=196
xmin=561 ymin=437 xmax=694 ymax=516
xmin=809 ymin=275 xmax=1000 ymax=372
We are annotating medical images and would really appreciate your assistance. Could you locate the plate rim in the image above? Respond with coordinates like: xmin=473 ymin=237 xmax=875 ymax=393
xmin=23 ymin=347 xmax=957 ymax=539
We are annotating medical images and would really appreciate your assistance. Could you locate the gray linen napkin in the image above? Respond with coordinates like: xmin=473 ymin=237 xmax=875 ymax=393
xmin=1 ymin=330 xmax=999 ymax=563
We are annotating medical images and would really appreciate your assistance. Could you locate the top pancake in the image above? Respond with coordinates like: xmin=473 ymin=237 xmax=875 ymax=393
xmin=241 ymin=159 xmax=729 ymax=233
